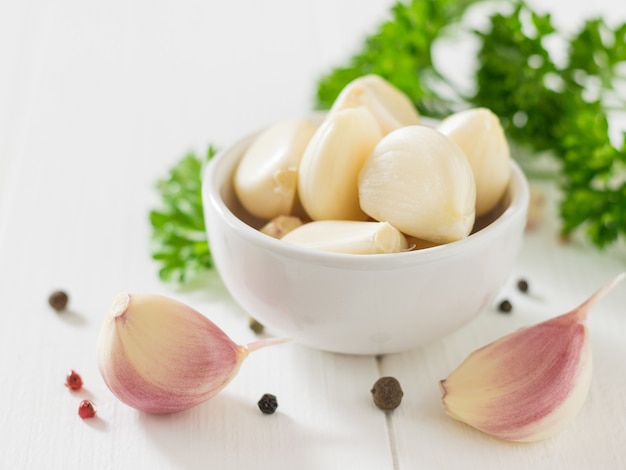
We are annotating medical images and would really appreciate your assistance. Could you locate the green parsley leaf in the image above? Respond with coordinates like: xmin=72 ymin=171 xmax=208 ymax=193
xmin=471 ymin=3 xmax=579 ymax=154
xmin=316 ymin=0 xmax=483 ymax=117
xmin=558 ymin=102 xmax=626 ymax=247
xmin=149 ymin=146 xmax=217 ymax=284
xmin=473 ymin=3 xmax=626 ymax=247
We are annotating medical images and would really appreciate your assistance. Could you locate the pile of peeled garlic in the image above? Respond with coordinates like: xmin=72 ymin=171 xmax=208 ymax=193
xmin=233 ymin=74 xmax=511 ymax=254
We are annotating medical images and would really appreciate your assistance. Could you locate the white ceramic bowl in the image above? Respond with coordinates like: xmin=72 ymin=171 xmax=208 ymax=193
xmin=202 ymin=124 xmax=530 ymax=355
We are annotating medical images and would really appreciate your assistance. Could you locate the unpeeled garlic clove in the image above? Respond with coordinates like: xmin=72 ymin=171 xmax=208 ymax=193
xmin=298 ymin=107 xmax=382 ymax=221
xmin=97 ymin=293 xmax=284 ymax=414
xmin=440 ymin=273 xmax=625 ymax=442
xmin=330 ymin=74 xmax=420 ymax=135
xmin=359 ymin=125 xmax=476 ymax=244
xmin=234 ymin=118 xmax=316 ymax=220
xmin=281 ymin=220 xmax=408 ymax=254
xmin=437 ymin=108 xmax=511 ymax=216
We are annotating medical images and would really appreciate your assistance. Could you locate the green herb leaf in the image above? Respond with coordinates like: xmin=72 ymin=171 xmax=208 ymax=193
xmin=471 ymin=3 xmax=569 ymax=152
xmin=315 ymin=0 xmax=483 ymax=117
xmin=472 ymin=3 xmax=626 ymax=247
xmin=149 ymin=146 xmax=217 ymax=284
xmin=558 ymin=102 xmax=626 ymax=247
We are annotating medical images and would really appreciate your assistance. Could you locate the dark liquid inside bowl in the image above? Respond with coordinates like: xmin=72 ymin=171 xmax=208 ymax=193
xmin=471 ymin=189 xmax=511 ymax=234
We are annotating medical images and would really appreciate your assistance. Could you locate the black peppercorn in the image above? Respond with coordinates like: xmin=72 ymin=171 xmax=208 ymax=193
xmin=248 ymin=317 xmax=265 ymax=335
xmin=498 ymin=299 xmax=513 ymax=313
xmin=257 ymin=393 xmax=278 ymax=414
xmin=48 ymin=290 xmax=69 ymax=312
xmin=517 ymin=279 xmax=529 ymax=293
xmin=371 ymin=376 xmax=403 ymax=411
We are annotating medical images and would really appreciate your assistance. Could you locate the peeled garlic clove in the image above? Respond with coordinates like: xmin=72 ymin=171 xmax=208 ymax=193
xmin=260 ymin=215 xmax=303 ymax=239
xmin=330 ymin=74 xmax=420 ymax=135
xmin=97 ymin=293 xmax=283 ymax=414
xmin=234 ymin=118 xmax=316 ymax=220
xmin=359 ymin=125 xmax=476 ymax=244
xmin=298 ymin=107 xmax=382 ymax=221
xmin=281 ymin=220 xmax=408 ymax=254
xmin=437 ymin=108 xmax=511 ymax=216
xmin=440 ymin=273 xmax=625 ymax=442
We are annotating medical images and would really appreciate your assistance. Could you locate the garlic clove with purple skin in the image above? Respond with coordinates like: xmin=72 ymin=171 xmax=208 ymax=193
xmin=97 ymin=293 xmax=285 ymax=414
xmin=440 ymin=273 xmax=624 ymax=442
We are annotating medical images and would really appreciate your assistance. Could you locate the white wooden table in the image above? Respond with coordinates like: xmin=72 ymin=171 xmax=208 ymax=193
xmin=1 ymin=1 xmax=625 ymax=469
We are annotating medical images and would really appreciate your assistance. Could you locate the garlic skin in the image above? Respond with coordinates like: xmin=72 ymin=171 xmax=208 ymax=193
xmin=359 ymin=125 xmax=476 ymax=244
xmin=440 ymin=274 xmax=624 ymax=442
xmin=97 ymin=293 xmax=279 ymax=414
xmin=234 ymin=118 xmax=316 ymax=220
xmin=298 ymin=107 xmax=382 ymax=221
xmin=281 ymin=220 xmax=408 ymax=254
xmin=260 ymin=215 xmax=303 ymax=239
xmin=329 ymin=74 xmax=420 ymax=135
xmin=437 ymin=108 xmax=511 ymax=216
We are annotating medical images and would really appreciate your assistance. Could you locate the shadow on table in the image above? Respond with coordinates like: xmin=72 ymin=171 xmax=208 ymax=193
xmin=138 ymin=392 xmax=330 ymax=470
xmin=57 ymin=308 xmax=89 ymax=327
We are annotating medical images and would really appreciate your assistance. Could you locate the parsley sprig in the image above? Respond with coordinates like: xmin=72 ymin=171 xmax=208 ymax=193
xmin=470 ymin=3 xmax=626 ymax=245
xmin=559 ymin=106 xmax=626 ymax=246
xmin=316 ymin=0 xmax=483 ymax=118
xmin=150 ymin=146 xmax=216 ymax=284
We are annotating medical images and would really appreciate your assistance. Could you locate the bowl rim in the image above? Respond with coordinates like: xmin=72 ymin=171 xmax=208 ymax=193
xmin=202 ymin=125 xmax=530 ymax=269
